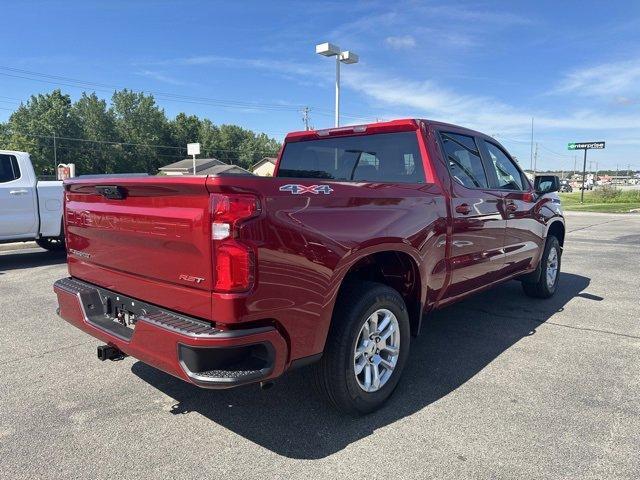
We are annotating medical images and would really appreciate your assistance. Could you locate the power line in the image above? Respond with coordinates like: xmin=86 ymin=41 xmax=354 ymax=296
xmin=0 ymin=65 xmax=376 ymax=122
xmin=538 ymin=144 xmax=572 ymax=158
xmin=6 ymin=129 xmax=279 ymax=156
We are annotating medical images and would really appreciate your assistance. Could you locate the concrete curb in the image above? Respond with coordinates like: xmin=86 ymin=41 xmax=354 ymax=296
xmin=0 ymin=241 xmax=39 ymax=252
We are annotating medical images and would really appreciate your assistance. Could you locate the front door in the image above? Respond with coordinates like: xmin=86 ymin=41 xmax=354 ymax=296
xmin=479 ymin=140 xmax=545 ymax=277
xmin=438 ymin=132 xmax=506 ymax=301
xmin=0 ymin=153 xmax=38 ymax=239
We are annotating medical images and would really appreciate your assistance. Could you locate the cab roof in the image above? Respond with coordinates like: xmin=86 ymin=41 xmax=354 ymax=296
xmin=284 ymin=118 xmax=493 ymax=143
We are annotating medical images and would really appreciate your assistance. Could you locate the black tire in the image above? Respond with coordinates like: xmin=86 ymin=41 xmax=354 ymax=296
xmin=312 ymin=281 xmax=411 ymax=415
xmin=522 ymin=236 xmax=561 ymax=298
xmin=35 ymin=236 xmax=65 ymax=251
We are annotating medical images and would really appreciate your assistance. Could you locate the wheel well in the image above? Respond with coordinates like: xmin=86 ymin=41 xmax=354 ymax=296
xmin=548 ymin=221 xmax=565 ymax=247
xmin=337 ymin=251 xmax=422 ymax=335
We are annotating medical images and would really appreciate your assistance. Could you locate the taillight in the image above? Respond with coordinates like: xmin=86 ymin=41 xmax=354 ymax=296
xmin=210 ymin=193 xmax=259 ymax=292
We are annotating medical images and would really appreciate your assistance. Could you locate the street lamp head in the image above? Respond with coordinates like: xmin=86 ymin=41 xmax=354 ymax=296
xmin=339 ymin=51 xmax=359 ymax=64
xmin=316 ymin=42 xmax=341 ymax=56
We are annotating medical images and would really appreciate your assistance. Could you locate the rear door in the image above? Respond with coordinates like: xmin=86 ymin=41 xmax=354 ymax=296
xmin=437 ymin=132 xmax=506 ymax=299
xmin=0 ymin=153 xmax=38 ymax=239
xmin=479 ymin=139 xmax=545 ymax=276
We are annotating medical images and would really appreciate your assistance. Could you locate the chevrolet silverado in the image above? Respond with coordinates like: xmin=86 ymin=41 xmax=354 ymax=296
xmin=54 ymin=119 xmax=564 ymax=414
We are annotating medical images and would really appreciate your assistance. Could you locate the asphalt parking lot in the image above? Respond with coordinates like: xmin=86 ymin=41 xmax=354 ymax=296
xmin=1 ymin=211 xmax=638 ymax=479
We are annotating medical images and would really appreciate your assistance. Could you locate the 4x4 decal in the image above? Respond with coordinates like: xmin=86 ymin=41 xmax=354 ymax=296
xmin=279 ymin=184 xmax=334 ymax=195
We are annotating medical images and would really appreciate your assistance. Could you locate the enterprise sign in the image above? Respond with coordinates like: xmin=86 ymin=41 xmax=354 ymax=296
xmin=568 ymin=142 xmax=605 ymax=150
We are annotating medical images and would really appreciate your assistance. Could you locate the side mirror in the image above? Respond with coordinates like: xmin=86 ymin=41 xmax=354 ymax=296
xmin=534 ymin=175 xmax=560 ymax=194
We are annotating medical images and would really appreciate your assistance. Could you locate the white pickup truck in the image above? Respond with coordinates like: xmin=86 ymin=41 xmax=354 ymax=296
xmin=0 ymin=150 xmax=65 ymax=250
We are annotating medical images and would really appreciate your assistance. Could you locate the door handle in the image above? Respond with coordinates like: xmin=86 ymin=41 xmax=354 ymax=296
xmin=9 ymin=189 xmax=29 ymax=195
xmin=455 ymin=203 xmax=471 ymax=215
xmin=505 ymin=201 xmax=517 ymax=212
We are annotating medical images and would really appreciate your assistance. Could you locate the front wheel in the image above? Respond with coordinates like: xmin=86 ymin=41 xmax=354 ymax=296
xmin=522 ymin=236 xmax=561 ymax=298
xmin=312 ymin=282 xmax=411 ymax=415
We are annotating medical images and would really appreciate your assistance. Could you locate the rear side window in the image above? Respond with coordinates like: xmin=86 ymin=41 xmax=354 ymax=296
xmin=440 ymin=132 xmax=488 ymax=189
xmin=277 ymin=132 xmax=425 ymax=183
xmin=483 ymin=141 xmax=526 ymax=190
xmin=0 ymin=154 xmax=20 ymax=183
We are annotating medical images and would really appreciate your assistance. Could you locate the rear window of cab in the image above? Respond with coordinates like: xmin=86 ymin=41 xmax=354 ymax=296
xmin=277 ymin=131 xmax=425 ymax=184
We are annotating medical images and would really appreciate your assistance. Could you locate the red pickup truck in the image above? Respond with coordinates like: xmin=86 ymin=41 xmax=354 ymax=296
xmin=54 ymin=119 xmax=564 ymax=414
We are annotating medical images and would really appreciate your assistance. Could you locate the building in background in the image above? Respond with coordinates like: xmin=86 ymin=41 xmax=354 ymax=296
xmin=159 ymin=158 xmax=251 ymax=176
xmin=250 ymin=157 xmax=277 ymax=176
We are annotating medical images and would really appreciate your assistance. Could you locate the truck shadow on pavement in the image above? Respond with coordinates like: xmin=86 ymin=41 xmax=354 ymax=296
xmin=0 ymin=249 xmax=66 ymax=273
xmin=132 ymin=272 xmax=593 ymax=459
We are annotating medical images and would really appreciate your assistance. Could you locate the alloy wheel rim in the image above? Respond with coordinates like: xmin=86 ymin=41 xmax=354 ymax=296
xmin=353 ymin=308 xmax=400 ymax=393
xmin=546 ymin=247 xmax=559 ymax=289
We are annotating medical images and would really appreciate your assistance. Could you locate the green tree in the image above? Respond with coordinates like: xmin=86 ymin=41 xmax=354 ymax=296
xmin=170 ymin=113 xmax=201 ymax=152
xmin=6 ymin=89 xmax=79 ymax=176
xmin=216 ymin=124 xmax=251 ymax=165
xmin=0 ymin=122 xmax=9 ymax=147
xmin=198 ymin=119 xmax=221 ymax=158
xmin=0 ymin=88 xmax=282 ymax=175
xmin=111 ymin=89 xmax=172 ymax=173
xmin=72 ymin=93 xmax=119 ymax=174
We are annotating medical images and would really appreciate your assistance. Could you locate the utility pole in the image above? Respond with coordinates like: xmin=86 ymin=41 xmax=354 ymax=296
xmin=616 ymin=164 xmax=619 ymax=184
xmin=580 ymin=148 xmax=588 ymax=203
xmin=628 ymin=164 xmax=631 ymax=179
xmin=573 ymin=155 xmax=577 ymax=176
xmin=533 ymin=142 xmax=538 ymax=176
xmin=53 ymin=131 xmax=58 ymax=177
xmin=302 ymin=107 xmax=311 ymax=130
xmin=595 ymin=162 xmax=598 ymax=184
xmin=528 ymin=118 xmax=534 ymax=172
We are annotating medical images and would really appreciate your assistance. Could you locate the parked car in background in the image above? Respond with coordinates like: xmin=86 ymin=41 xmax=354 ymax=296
xmin=559 ymin=179 xmax=573 ymax=192
xmin=54 ymin=119 xmax=565 ymax=414
xmin=0 ymin=150 xmax=64 ymax=250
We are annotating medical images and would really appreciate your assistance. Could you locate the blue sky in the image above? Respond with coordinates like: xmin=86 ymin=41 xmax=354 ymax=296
xmin=1 ymin=0 xmax=639 ymax=171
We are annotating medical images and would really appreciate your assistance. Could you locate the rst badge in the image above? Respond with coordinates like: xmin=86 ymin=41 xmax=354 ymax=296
xmin=279 ymin=184 xmax=333 ymax=195
xmin=179 ymin=274 xmax=205 ymax=284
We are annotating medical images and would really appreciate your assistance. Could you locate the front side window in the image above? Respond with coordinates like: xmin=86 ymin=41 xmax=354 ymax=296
xmin=277 ymin=131 xmax=425 ymax=183
xmin=0 ymin=154 xmax=20 ymax=183
xmin=484 ymin=142 xmax=525 ymax=190
xmin=440 ymin=132 xmax=488 ymax=189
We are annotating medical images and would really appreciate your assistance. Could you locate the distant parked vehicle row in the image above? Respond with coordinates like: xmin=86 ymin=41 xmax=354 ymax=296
xmin=0 ymin=150 xmax=65 ymax=250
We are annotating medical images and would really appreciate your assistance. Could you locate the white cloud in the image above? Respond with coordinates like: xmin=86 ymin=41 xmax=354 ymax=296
xmin=553 ymin=59 xmax=640 ymax=98
xmin=342 ymin=69 xmax=640 ymax=133
xmin=425 ymin=6 xmax=535 ymax=26
xmin=385 ymin=35 xmax=416 ymax=49
xmin=135 ymin=70 xmax=191 ymax=86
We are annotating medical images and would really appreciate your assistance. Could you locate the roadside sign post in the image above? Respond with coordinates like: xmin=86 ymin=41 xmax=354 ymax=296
xmin=568 ymin=142 xmax=605 ymax=203
xmin=187 ymin=143 xmax=200 ymax=175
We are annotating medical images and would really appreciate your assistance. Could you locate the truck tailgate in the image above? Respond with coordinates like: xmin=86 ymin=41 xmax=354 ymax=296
xmin=64 ymin=177 xmax=213 ymax=294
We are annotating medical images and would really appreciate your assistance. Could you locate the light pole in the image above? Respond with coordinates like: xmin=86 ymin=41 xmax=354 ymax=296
xmin=316 ymin=42 xmax=359 ymax=127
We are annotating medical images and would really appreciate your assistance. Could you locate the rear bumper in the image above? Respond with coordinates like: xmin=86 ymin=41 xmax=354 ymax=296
xmin=53 ymin=277 xmax=288 ymax=388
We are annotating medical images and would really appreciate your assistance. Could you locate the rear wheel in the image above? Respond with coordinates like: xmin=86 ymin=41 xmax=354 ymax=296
xmin=312 ymin=281 xmax=411 ymax=415
xmin=35 ymin=236 xmax=65 ymax=251
xmin=522 ymin=236 xmax=561 ymax=298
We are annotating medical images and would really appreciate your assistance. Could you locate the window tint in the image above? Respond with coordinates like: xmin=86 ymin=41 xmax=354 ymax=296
xmin=0 ymin=154 xmax=20 ymax=183
xmin=484 ymin=142 xmax=525 ymax=190
xmin=440 ymin=132 xmax=488 ymax=189
xmin=278 ymin=132 xmax=425 ymax=183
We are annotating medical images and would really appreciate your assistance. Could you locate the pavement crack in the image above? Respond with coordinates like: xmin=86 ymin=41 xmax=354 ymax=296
xmin=542 ymin=321 xmax=640 ymax=340
xmin=453 ymin=307 xmax=640 ymax=340
xmin=0 ymin=340 xmax=94 ymax=367
xmin=568 ymin=218 xmax=627 ymax=233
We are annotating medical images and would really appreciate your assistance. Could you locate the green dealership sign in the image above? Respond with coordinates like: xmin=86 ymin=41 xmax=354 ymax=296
xmin=568 ymin=141 xmax=605 ymax=150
